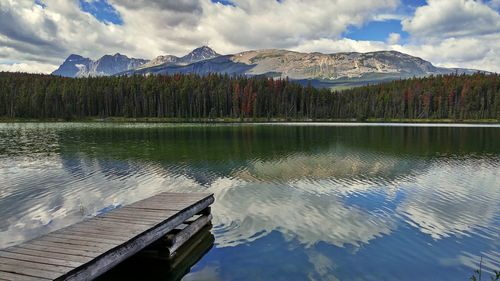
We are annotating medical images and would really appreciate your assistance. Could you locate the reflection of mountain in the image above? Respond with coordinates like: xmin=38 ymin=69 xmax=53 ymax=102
xmin=234 ymin=148 xmax=424 ymax=184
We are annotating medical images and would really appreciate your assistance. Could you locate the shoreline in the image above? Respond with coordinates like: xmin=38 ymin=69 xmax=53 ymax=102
xmin=0 ymin=117 xmax=499 ymax=124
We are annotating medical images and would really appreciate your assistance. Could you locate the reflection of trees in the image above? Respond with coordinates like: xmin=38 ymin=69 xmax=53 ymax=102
xmin=58 ymin=125 xmax=500 ymax=162
xmin=327 ymin=125 xmax=500 ymax=156
xmin=56 ymin=125 xmax=500 ymax=186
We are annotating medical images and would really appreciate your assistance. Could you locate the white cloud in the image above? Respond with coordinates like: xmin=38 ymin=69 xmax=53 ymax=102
xmin=292 ymin=38 xmax=388 ymax=54
xmin=397 ymin=35 xmax=500 ymax=71
xmin=387 ymin=32 xmax=401 ymax=44
xmin=0 ymin=61 xmax=57 ymax=73
xmin=402 ymin=0 xmax=500 ymax=39
xmin=0 ymin=0 xmax=498 ymax=73
xmin=398 ymin=0 xmax=500 ymax=72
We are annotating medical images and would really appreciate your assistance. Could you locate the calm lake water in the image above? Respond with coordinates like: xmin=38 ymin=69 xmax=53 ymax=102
xmin=0 ymin=123 xmax=499 ymax=281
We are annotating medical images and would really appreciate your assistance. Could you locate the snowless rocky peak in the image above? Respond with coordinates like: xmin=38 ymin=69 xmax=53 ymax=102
xmin=181 ymin=46 xmax=220 ymax=64
xmin=137 ymin=55 xmax=180 ymax=69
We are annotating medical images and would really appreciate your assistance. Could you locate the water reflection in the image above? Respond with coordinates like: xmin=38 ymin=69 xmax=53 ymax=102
xmin=98 ymin=226 xmax=215 ymax=281
xmin=0 ymin=123 xmax=499 ymax=280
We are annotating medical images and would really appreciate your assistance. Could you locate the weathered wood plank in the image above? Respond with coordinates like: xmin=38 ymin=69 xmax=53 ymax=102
xmin=119 ymin=205 xmax=178 ymax=213
xmin=141 ymin=196 xmax=203 ymax=201
xmin=2 ymin=247 xmax=91 ymax=264
xmin=77 ymin=218 xmax=148 ymax=229
xmin=101 ymin=210 xmax=170 ymax=220
xmin=0 ymin=251 xmax=82 ymax=268
xmin=0 ymin=257 xmax=72 ymax=274
xmin=98 ymin=213 xmax=162 ymax=223
xmin=39 ymin=235 xmax=117 ymax=249
xmin=92 ymin=217 xmax=155 ymax=227
xmin=17 ymin=243 xmax=99 ymax=258
xmin=28 ymin=240 xmax=111 ymax=254
xmin=48 ymin=233 xmax=122 ymax=246
xmin=76 ymin=219 xmax=153 ymax=231
xmin=141 ymin=199 xmax=204 ymax=206
xmin=116 ymin=207 xmax=177 ymax=218
xmin=169 ymin=227 xmax=214 ymax=269
xmin=125 ymin=206 xmax=191 ymax=212
xmin=62 ymin=226 xmax=136 ymax=240
xmin=0 ymin=263 xmax=60 ymax=280
xmin=55 ymin=228 xmax=133 ymax=242
xmin=167 ymin=214 xmax=212 ymax=255
xmin=0 ymin=270 xmax=50 ymax=281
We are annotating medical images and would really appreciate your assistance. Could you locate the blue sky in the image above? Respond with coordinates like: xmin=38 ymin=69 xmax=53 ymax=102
xmin=344 ymin=20 xmax=409 ymax=43
xmin=1 ymin=0 xmax=499 ymax=73
xmin=79 ymin=0 xmax=123 ymax=25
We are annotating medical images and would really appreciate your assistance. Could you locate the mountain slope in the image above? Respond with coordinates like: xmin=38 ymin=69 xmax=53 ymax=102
xmin=52 ymin=54 xmax=93 ymax=77
xmin=53 ymin=47 xmax=481 ymax=87
xmin=89 ymin=54 xmax=148 ymax=76
xmin=52 ymin=53 xmax=148 ymax=77
xmin=129 ymin=49 xmax=478 ymax=87
xmin=179 ymin=46 xmax=220 ymax=64
xmin=136 ymin=46 xmax=220 ymax=70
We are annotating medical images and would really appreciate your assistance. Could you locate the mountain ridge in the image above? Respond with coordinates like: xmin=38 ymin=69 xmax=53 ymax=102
xmin=52 ymin=53 xmax=148 ymax=77
xmin=53 ymin=46 xmax=483 ymax=88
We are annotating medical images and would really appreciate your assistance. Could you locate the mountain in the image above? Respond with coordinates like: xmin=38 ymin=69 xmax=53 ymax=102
xmin=53 ymin=46 xmax=221 ymax=77
xmin=136 ymin=55 xmax=179 ymax=70
xmin=179 ymin=46 xmax=220 ymax=64
xmin=52 ymin=54 xmax=92 ymax=77
xmin=136 ymin=46 xmax=220 ymax=70
xmin=89 ymin=53 xmax=148 ymax=76
xmin=52 ymin=53 xmax=148 ymax=77
xmin=53 ymin=46 xmax=480 ymax=88
xmin=127 ymin=49 xmax=479 ymax=88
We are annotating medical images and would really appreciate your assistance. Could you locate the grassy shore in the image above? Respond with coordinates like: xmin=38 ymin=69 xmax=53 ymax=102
xmin=0 ymin=117 xmax=499 ymax=124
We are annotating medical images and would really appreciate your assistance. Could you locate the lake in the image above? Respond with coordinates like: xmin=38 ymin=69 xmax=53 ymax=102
xmin=0 ymin=123 xmax=499 ymax=281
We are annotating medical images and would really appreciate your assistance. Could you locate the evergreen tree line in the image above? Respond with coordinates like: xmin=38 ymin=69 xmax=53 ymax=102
xmin=0 ymin=72 xmax=498 ymax=120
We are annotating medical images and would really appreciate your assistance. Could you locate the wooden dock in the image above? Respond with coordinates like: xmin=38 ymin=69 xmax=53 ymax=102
xmin=0 ymin=192 xmax=214 ymax=281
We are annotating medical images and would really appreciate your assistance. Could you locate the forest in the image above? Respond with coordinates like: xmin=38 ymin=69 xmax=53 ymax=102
xmin=0 ymin=72 xmax=498 ymax=121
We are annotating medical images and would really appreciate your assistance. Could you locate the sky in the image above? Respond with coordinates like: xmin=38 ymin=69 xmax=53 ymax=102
xmin=0 ymin=0 xmax=499 ymax=73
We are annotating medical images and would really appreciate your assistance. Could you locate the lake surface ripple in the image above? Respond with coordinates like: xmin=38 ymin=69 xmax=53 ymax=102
xmin=0 ymin=123 xmax=499 ymax=281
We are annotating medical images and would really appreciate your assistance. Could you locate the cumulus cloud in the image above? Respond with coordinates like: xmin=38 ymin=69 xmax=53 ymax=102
xmin=0 ymin=61 xmax=56 ymax=73
xmin=399 ymin=0 xmax=500 ymax=72
xmin=402 ymin=0 xmax=500 ymax=39
xmin=387 ymin=32 xmax=401 ymax=44
xmin=292 ymin=38 xmax=388 ymax=54
xmin=0 ymin=0 xmax=498 ymax=73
